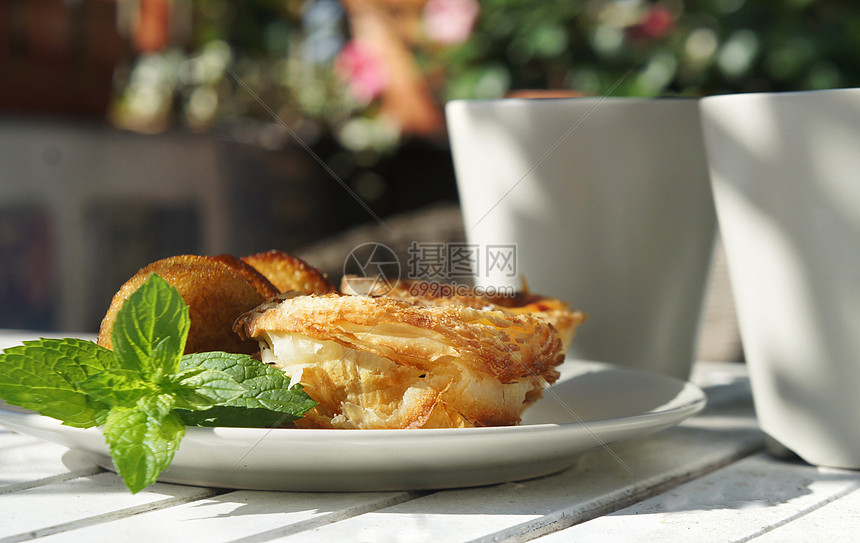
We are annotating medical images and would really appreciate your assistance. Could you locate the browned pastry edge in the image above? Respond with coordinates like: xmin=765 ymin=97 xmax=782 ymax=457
xmin=242 ymin=250 xmax=336 ymax=295
xmin=340 ymin=276 xmax=586 ymax=350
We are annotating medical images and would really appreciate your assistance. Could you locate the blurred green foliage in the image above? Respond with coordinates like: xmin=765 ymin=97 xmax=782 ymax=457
xmin=440 ymin=0 xmax=860 ymax=100
xmin=112 ymin=0 xmax=860 ymax=150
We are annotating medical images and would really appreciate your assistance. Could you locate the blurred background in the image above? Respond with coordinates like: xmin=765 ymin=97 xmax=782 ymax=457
xmin=2 ymin=0 xmax=859 ymax=359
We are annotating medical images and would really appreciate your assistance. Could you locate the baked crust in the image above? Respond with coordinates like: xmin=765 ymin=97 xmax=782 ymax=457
xmin=235 ymin=293 xmax=567 ymax=429
xmin=341 ymin=276 xmax=586 ymax=351
xmin=242 ymin=250 xmax=336 ymax=295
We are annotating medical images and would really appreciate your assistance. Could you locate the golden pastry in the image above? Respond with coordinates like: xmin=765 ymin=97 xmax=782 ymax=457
xmin=341 ymin=276 xmax=586 ymax=352
xmin=242 ymin=250 xmax=336 ymax=295
xmin=235 ymin=292 xmax=568 ymax=429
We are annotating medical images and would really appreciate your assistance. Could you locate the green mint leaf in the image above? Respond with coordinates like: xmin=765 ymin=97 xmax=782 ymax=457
xmin=102 ymin=395 xmax=184 ymax=494
xmin=0 ymin=274 xmax=320 ymax=494
xmin=167 ymin=369 xmax=246 ymax=410
xmin=171 ymin=366 xmax=206 ymax=380
xmin=111 ymin=274 xmax=189 ymax=377
xmin=0 ymin=338 xmax=116 ymax=427
xmin=76 ymin=370 xmax=153 ymax=408
xmin=138 ymin=392 xmax=176 ymax=419
xmin=178 ymin=352 xmax=316 ymax=427
xmin=149 ymin=337 xmax=178 ymax=381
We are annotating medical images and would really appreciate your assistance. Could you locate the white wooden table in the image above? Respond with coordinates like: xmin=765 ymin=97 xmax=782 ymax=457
xmin=2 ymin=331 xmax=859 ymax=542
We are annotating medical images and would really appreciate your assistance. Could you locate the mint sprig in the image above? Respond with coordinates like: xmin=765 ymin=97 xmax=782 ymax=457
xmin=0 ymin=274 xmax=316 ymax=493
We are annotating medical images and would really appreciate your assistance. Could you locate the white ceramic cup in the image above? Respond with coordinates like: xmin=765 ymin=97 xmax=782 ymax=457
xmin=446 ymin=98 xmax=716 ymax=380
xmin=701 ymin=88 xmax=860 ymax=469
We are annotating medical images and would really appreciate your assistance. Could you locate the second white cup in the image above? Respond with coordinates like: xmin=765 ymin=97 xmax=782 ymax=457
xmin=701 ymin=88 xmax=860 ymax=468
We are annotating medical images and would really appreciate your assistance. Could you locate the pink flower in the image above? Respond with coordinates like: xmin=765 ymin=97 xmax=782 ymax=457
xmin=628 ymin=5 xmax=676 ymax=41
xmin=422 ymin=0 xmax=480 ymax=45
xmin=335 ymin=41 xmax=388 ymax=102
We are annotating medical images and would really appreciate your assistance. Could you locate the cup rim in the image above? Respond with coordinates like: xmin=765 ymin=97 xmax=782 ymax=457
xmin=445 ymin=95 xmax=701 ymax=108
xmin=700 ymin=86 xmax=860 ymax=104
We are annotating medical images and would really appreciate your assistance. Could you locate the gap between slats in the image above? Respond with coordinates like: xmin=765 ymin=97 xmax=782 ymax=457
xmin=0 ymin=488 xmax=228 ymax=543
xmin=0 ymin=466 xmax=104 ymax=495
xmin=471 ymin=440 xmax=766 ymax=543
xmin=222 ymin=491 xmax=429 ymax=543
xmin=734 ymin=480 xmax=860 ymax=543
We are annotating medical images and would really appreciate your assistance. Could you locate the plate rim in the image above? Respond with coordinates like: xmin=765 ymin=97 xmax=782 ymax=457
xmin=0 ymin=359 xmax=707 ymax=491
xmin=0 ymin=360 xmax=706 ymax=439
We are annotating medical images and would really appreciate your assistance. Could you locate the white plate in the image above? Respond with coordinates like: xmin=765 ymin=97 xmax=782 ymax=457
xmin=0 ymin=359 xmax=705 ymax=492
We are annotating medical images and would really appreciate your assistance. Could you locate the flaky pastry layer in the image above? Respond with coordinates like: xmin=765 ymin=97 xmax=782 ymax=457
xmin=341 ymin=277 xmax=586 ymax=351
xmin=235 ymin=293 xmax=567 ymax=429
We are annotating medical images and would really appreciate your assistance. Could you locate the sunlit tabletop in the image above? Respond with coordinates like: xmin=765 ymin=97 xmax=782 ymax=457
xmin=2 ymin=330 xmax=858 ymax=542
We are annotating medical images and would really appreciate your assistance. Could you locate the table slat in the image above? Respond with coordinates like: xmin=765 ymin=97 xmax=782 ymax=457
xmin=0 ymin=432 xmax=101 ymax=493
xmin=32 ymin=490 xmax=418 ymax=543
xmin=540 ymin=454 xmax=860 ymax=543
xmin=751 ymin=483 xmax=860 ymax=542
xmin=0 ymin=473 xmax=218 ymax=542
xmin=266 ymin=398 xmax=763 ymax=542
